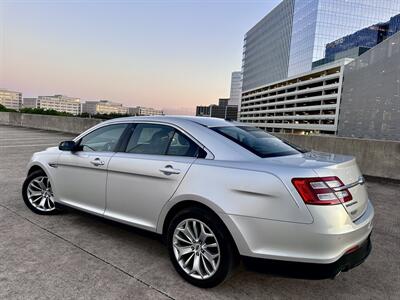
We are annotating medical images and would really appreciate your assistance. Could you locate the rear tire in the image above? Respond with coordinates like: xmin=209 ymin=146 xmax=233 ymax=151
xmin=166 ymin=206 xmax=239 ymax=288
xmin=22 ymin=170 xmax=60 ymax=215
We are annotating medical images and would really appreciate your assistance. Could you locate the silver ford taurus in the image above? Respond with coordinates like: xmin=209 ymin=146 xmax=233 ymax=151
xmin=22 ymin=116 xmax=374 ymax=287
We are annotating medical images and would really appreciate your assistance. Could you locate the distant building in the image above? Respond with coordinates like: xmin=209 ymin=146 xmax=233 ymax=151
xmin=37 ymin=95 xmax=81 ymax=115
xmin=217 ymin=98 xmax=229 ymax=108
xmin=196 ymin=98 xmax=238 ymax=121
xmin=196 ymin=105 xmax=211 ymax=117
xmin=128 ymin=106 xmax=163 ymax=116
xmin=229 ymin=71 xmax=242 ymax=106
xmin=22 ymin=98 xmax=38 ymax=108
xmin=242 ymin=0 xmax=400 ymax=91
xmin=0 ymin=89 xmax=22 ymax=110
xmin=82 ymin=100 xmax=128 ymax=115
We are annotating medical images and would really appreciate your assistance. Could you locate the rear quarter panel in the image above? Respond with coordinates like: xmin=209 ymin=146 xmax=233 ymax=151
xmin=159 ymin=159 xmax=314 ymax=227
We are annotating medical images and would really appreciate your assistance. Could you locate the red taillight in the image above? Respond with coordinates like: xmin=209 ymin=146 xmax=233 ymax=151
xmin=292 ymin=176 xmax=352 ymax=205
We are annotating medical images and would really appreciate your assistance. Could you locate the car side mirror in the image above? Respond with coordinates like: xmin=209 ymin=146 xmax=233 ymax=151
xmin=59 ymin=140 xmax=78 ymax=151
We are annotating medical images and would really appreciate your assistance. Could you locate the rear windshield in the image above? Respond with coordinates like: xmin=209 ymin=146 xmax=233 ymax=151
xmin=212 ymin=125 xmax=303 ymax=158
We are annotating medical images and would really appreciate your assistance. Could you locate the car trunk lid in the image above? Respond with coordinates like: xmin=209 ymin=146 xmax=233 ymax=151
xmin=309 ymin=152 xmax=369 ymax=221
xmin=263 ymin=151 xmax=369 ymax=221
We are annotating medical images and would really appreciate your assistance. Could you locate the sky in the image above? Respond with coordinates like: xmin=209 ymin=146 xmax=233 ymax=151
xmin=0 ymin=0 xmax=280 ymax=115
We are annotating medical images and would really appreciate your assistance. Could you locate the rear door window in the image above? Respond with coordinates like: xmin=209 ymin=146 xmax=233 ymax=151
xmin=124 ymin=123 xmax=201 ymax=157
xmin=125 ymin=124 xmax=175 ymax=155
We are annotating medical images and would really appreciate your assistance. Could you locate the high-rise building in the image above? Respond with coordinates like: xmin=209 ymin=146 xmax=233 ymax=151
xmin=128 ymin=106 xmax=163 ymax=116
xmin=242 ymin=0 xmax=294 ymax=91
xmin=22 ymin=98 xmax=38 ymax=108
xmin=0 ymin=89 xmax=22 ymax=110
xmin=240 ymin=30 xmax=400 ymax=141
xmin=228 ymin=71 xmax=242 ymax=106
xmin=37 ymin=95 xmax=81 ymax=115
xmin=82 ymin=100 xmax=128 ymax=115
xmin=242 ymin=0 xmax=400 ymax=91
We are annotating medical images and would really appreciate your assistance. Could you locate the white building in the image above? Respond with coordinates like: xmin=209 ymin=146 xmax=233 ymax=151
xmin=128 ymin=106 xmax=163 ymax=116
xmin=38 ymin=95 xmax=81 ymax=115
xmin=229 ymin=71 xmax=242 ymax=106
xmin=82 ymin=100 xmax=128 ymax=115
xmin=0 ymin=89 xmax=22 ymax=110
xmin=240 ymin=60 xmax=351 ymax=135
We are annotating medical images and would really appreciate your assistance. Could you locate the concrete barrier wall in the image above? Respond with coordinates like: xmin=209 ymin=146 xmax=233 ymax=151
xmin=275 ymin=133 xmax=400 ymax=181
xmin=0 ymin=112 xmax=102 ymax=135
xmin=0 ymin=112 xmax=399 ymax=180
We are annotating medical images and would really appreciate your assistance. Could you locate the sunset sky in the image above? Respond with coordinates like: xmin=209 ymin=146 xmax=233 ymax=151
xmin=0 ymin=0 xmax=280 ymax=115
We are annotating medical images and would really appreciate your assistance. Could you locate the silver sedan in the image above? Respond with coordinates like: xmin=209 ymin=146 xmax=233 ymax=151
xmin=22 ymin=116 xmax=374 ymax=287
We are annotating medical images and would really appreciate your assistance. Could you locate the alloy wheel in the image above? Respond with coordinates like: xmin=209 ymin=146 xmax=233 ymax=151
xmin=27 ymin=176 xmax=56 ymax=212
xmin=172 ymin=218 xmax=220 ymax=280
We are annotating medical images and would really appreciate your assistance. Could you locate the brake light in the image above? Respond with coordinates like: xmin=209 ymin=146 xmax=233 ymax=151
xmin=292 ymin=176 xmax=352 ymax=205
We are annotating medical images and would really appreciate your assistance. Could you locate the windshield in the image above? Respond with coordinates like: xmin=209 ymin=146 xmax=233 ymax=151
xmin=212 ymin=125 xmax=304 ymax=158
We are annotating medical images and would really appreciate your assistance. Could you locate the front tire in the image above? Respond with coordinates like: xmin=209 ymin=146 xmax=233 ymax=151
xmin=166 ymin=207 xmax=239 ymax=288
xmin=22 ymin=170 xmax=60 ymax=215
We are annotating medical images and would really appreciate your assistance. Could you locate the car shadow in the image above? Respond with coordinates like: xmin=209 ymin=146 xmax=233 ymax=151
xmin=242 ymin=257 xmax=339 ymax=280
xmin=58 ymin=204 xmax=355 ymax=281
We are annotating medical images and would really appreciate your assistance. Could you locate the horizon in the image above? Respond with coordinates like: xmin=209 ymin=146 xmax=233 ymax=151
xmin=0 ymin=0 xmax=281 ymax=115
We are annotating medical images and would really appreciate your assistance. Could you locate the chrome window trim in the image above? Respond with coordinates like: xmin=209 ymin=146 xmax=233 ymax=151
xmin=74 ymin=120 xmax=215 ymax=159
xmin=73 ymin=123 xmax=129 ymax=154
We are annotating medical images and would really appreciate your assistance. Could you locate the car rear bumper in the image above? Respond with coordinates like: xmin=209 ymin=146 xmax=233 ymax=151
xmin=220 ymin=200 xmax=374 ymax=264
xmin=242 ymin=234 xmax=371 ymax=279
xmin=331 ymin=233 xmax=371 ymax=273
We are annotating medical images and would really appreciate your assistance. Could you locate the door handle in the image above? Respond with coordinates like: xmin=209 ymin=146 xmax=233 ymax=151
xmin=90 ymin=158 xmax=105 ymax=166
xmin=159 ymin=165 xmax=181 ymax=175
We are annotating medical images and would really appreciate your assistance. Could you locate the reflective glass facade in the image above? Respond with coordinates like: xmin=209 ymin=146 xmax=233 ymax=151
xmin=288 ymin=0 xmax=400 ymax=77
xmin=241 ymin=0 xmax=294 ymax=91
xmin=243 ymin=0 xmax=400 ymax=91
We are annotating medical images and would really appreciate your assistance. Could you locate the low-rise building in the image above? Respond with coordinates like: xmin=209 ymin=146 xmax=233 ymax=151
xmin=82 ymin=100 xmax=128 ymax=115
xmin=37 ymin=95 xmax=81 ymax=115
xmin=196 ymin=98 xmax=238 ymax=121
xmin=22 ymin=98 xmax=38 ymax=108
xmin=128 ymin=106 xmax=163 ymax=116
xmin=0 ymin=89 xmax=22 ymax=110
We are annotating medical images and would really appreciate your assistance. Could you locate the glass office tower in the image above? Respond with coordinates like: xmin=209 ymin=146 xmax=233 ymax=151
xmin=242 ymin=0 xmax=400 ymax=91
xmin=288 ymin=0 xmax=400 ymax=77
xmin=241 ymin=0 xmax=295 ymax=91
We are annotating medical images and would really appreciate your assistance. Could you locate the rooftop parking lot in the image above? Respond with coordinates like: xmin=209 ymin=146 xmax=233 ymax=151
xmin=0 ymin=124 xmax=399 ymax=299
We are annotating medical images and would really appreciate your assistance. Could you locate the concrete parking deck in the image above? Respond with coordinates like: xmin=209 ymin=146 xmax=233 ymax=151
xmin=0 ymin=124 xmax=399 ymax=299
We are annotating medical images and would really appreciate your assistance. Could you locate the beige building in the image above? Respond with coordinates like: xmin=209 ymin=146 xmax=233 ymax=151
xmin=38 ymin=95 xmax=81 ymax=115
xmin=0 ymin=89 xmax=22 ymax=110
xmin=82 ymin=100 xmax=128 ymax=115
xmin=128 ymin=106 xmax=163 ymax=116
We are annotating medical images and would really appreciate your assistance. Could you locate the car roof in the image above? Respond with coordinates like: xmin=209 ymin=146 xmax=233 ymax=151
xmin=104 ymin=115 xmax=234 ymax=128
